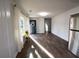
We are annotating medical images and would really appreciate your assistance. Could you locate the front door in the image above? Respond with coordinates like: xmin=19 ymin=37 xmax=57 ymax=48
xmin=30 ymin=20 xmax=36 ymax=34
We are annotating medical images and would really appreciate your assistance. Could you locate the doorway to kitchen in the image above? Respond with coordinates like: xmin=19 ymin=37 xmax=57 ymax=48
xmin=44 ymin=18 xmax=51 ymax=33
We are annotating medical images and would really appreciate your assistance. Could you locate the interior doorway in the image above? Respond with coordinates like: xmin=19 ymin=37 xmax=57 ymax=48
xmin=44 ymin=18 xmax=51 ymax=33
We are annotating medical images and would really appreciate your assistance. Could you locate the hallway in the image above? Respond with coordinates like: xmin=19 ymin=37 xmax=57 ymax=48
xmin=0 ymin=0 xmax=79 ymax=58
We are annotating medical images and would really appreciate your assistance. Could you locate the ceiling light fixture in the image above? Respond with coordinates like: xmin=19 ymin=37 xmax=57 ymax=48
xmin=38 ymin=12 xmax=49 ymax=16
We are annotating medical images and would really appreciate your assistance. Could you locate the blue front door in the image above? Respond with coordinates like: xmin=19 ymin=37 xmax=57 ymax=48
xmin=30 ymin=20 xmax=36 ymax=34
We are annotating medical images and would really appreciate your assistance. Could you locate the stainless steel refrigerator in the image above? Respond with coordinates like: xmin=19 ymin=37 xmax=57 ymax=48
xmin=68 ymin=14 xmax=79 ymax=57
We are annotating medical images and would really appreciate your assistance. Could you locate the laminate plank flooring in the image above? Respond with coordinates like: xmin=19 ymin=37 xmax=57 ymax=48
xmin=30 ymin=33 xmax=78 ymax=58
xmin=16 ymin=40 xmax=31 ymax=58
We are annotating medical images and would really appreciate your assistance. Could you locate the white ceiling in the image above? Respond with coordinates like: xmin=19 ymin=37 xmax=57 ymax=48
xmin=15 ymin=0 xmax=79 ymax=17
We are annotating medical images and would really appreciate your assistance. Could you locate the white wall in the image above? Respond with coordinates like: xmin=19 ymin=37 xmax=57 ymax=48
xmin=0 ymin=0 xmax=17 ymax=58
xmin=51 ymin=6 xmax=79 ymax=41
xmin=37 ymin=17 xmax=44 ymax=33
xmin=14 ymin=7 xmax=30 ymax=52
xmin=30 ymin=17 xmax=44 ymax=33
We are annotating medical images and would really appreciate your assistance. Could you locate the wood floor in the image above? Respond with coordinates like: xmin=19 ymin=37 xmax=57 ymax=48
xmin=16 ymin=33 xmax=78 ymax=58
xmin=30 ymin=33 xmax=78 ymax=58
xmin=16 ymin=40 xmax=31 ymax=58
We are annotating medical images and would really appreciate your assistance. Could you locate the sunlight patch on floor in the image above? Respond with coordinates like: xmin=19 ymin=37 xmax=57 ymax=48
xmin=26 ymin=45 xmax=41 ymax=58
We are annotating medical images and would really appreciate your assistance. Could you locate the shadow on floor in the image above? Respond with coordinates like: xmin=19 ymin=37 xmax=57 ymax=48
xmin=16 ymin=39 xmax=31 ymax=58
xmin=16 ymin=39 xmax=41 ymax=58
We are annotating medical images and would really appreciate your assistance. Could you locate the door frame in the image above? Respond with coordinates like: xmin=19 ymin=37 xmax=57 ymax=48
xmin=44 ymin=18 xmax=51 ymax=33
xmin=30 ymin=20 xmax=36 ymax=34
